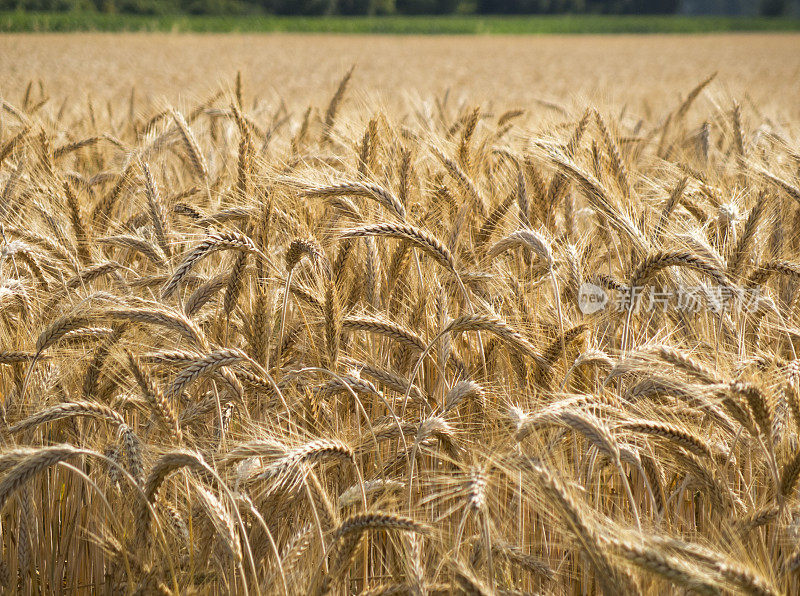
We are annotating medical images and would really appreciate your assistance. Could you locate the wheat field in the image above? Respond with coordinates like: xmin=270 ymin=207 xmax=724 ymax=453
xmin=1 ymin=33 xmax=800 ymax=594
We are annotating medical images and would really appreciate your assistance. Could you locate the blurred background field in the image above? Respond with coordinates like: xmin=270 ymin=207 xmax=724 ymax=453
xmin=2 ymin=32 xmax=798 ymax=116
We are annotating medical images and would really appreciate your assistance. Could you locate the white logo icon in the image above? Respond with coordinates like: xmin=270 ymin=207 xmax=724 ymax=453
xmin=578 ymin=282 xmax=608 ymax=315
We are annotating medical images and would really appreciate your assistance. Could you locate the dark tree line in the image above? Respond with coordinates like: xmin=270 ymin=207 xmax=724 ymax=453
xmin=0 ymin=0 xmax=791 ymax=17
xmin=476 ymin=0 xmax=681 ymax=12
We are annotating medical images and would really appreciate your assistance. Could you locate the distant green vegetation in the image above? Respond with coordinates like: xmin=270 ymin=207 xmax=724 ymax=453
xmin=2 ymin=12 xmax=799 ymax=32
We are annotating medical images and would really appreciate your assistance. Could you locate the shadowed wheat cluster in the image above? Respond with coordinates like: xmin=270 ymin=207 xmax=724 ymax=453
xmin=0 ymin=67 xmax=799 ymax=594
